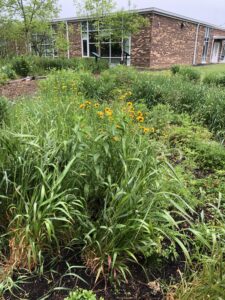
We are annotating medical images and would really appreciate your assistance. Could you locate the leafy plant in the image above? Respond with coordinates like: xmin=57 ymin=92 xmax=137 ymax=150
xmin=65 ymin=289 xmax=103 ymax=300
xmin=12 ymin=57 xmax=30 ymax=77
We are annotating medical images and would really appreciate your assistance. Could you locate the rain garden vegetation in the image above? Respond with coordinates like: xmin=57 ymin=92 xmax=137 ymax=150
xmin=0 ymin=62 xmax=225 ymax=299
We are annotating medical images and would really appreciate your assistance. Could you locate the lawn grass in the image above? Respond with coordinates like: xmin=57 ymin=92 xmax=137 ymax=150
xmin=195 ymin=63 xmax=225 ymax=75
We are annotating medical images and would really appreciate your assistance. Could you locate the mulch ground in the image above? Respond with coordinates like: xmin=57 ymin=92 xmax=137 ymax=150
xmin=4 ymin=249 xmax=182 ymax=300
xmin=0 ymin=79 xmax=38 ymax=100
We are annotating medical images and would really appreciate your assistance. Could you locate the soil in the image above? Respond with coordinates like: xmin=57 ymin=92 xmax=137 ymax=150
xmin=0 ymin=79 xmax=38 ymax=100
xmin=3 ymin=250 xmax=183 ymax=300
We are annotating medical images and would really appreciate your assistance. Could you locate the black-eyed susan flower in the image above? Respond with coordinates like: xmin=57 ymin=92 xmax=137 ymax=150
xmin=137 ymin=116 xmax=144 ymax=123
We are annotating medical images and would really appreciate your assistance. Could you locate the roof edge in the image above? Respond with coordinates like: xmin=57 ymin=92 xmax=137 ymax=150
xmin=52 ymin=7 xmax=225 ymax=31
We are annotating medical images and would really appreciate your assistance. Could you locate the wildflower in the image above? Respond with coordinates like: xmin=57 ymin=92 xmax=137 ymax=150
xmin=94 ymin=103 xmax=100 ymax=108
xmin=127 ymin=102 xmax=133 ymax=107
xmin=79 ymin=104 xmax=86 ymax=109
xmin=85 ymin=100 xmax=92 ymax=105
xmin=97 ymin=111 xmax=104 ymax=118
xmin=137 ymin=116 xmax=144 ymax=123
xmin=137 ymin=111 xmax=143 ymax=116
xmin=105 ymin=108 xmax=113 ymax=117
xmin=143 ymin=127 xmax=150 ymax=134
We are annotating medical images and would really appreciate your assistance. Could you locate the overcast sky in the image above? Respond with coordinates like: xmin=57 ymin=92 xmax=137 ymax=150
xmin=58 ymin=0 xmax=225 ymax=27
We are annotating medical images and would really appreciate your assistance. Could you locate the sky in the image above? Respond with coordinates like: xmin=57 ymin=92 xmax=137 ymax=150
xmin=58 ymin=0 xmax=225 ymax=27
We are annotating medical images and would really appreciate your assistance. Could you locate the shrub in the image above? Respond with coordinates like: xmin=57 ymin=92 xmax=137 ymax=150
xmin=27 ymin=56 xmax=109 ymax=75
xmin=12 ymin=57 xmax=30 ymax=77
xmin=1 ymin=65 xmax=16 ymax=80
xmin=203 ymin=72 xmax=225 ymax=86
xmin=171 ymin=65 xmax=201 ymax=82
xmin=64 ymin=289 xmax=102 ymax=300
xmin=170 ymin=64 xmax=181 ymax=75
xmin=179 ymin=67 xmax=201 ymax=82
xmin=0 ymin=71 xmax=8 ymax=85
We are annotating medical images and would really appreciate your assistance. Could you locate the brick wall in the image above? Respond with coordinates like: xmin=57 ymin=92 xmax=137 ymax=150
xmin=149 ymin=14 xmax=198 ymax=69
xmin=195 ymin=25 xmax=205 ymax=65
xmin=68 ymin=22 xmax=82 ymax=57
xmin=131 ymin=14 xmax=152 ymax=68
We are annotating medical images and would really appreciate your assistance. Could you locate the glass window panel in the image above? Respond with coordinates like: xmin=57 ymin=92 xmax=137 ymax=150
xmin=89 ymin=31 xmax=97 ymax=43
xmin=82 ymin=21 xmax=87 ymax=32
xmin=82 ymin=32 xmax=88 ymax=39
xmin=83 ymin=40 xmax=88 ymax=56
xmin=111 ymin=43 xmax=122 ymax=57
xmin=88 ymin=21 xmax=96 ymax=31
xmin=124 ymin=39 xmax=130 ymax=55
xmin=111 ymin=58 xmax=121 ymax=64
xmin=100 ymin=43 xmax=110 ymax=57
xmin=89 ymin=43 xmax=99 ymax=56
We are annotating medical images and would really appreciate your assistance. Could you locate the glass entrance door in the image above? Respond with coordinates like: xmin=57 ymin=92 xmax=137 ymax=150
xmin=211 ymin=41 xmax=221 ymax=63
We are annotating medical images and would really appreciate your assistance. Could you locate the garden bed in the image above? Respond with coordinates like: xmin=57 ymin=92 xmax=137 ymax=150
xmin=0 ymin=79 xmax=38 ymax=100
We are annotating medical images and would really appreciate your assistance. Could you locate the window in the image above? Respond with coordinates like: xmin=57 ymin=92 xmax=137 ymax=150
xmin=81 ymin=21 xmax=88 ymax=57
xmin=81 ymin=21 xmax=131 ymax=65
xmin=31 ymin=33 xmax=57 ymax=57
xmin=202 ymin=27 xmax=210 ymax=63
xmin=220 ymin=43 xmax=225 ymax=61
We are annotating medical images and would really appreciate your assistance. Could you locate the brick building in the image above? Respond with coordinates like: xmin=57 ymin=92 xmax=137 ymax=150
xmin=52 ymin=7 xmax=225 ymax=69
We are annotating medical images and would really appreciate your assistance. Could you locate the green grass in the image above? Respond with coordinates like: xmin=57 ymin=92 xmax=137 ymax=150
xmin=195 ymin=63 xmax=225 ymax=76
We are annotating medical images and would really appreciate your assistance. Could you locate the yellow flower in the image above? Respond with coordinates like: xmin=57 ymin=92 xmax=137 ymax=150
xmin=85 ymin=100 xmax=92 ymax=105
xmin=143 ymin=127 xmax=150 ymax=134
xmin=97 ymin=111 xmax=104 ymax=118
xmin=94 ymin=103 xmax=100 ymax=108
xmin=105 ymin=108 xmax=113 ymax=117
xmin=137 ymin=111 xmax=143 ymax=116
xmin=127 ymin=102 xmax=133 ymax=107
xmin=137 ymin=116 xmax=144 ymax=123
xmin=79 ymin=104 xmax=86 ymax=109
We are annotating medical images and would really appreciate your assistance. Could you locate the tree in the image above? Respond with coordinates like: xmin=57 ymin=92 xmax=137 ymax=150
xmin=74 ymin=0 xmax=148 ymax=63
xmin=1 ymin=0 xmax=59 ymax=53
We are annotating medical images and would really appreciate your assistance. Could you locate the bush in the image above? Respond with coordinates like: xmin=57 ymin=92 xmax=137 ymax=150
xmin=1 ymin=65 xmax=16 ymax=80
xmin=0 ymin=71 xmax=8 ymax=85
xmin=171 ymin=65 xmax=201 ymax=82
xmin=12 ymin=57 xmax=30 ymax=77
xmin=65 ymin=289 xmax=102 ymax=300
xmin=28 ymin=56 xmax=109 ymax=75
xmin=203 ymin=72 xmax=225 ymax=86
xmin=178 ymin=67 xmax=201 ymax=82
xmin=170 ymin=64 xmax=181 ymax=75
